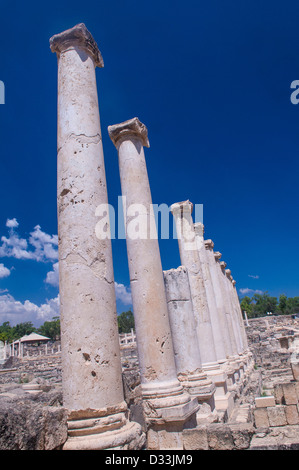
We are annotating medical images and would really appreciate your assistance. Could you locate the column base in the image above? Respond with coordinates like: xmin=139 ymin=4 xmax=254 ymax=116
xmin=141 ymin=379 xmax=199 ymax=449
xmin=214 ymin=391 xmax=235 ymax=418
xmin=202 ymin=362 xmax=235 ymax=416
xmin=63 ymin=401 xmax=145 ymax=450
xmin=177 ymin=369 xmax=216 ymax=406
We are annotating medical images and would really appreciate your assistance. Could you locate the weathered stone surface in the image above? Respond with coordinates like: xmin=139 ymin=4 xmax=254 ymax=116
xmin=254 ymin=408 xmax=269 ymax=428
xmin=291 ymin=359 xmax=299 ymax=381
xmin=206 ymin=423 xmax=234 ymax=450
xmin=109 ymin=118 xmax=199 ymax=434
xmin=274 ymin=384 xmax=284 ymax=404
xmin=255 ymin=396 xmax=275 ymax=408
xmin=122 ymin=369 xmax=146 ymax=431
xmin=229 ymin=423 xmax=254 ymax=449
xmin=182 ymin=425 xmax=209 ymax=450
xmin=250 ymin=425 xmax=299 ymax=450
xmin=267 ymin=405 xmax=287 ymax=427
xmin=282 ymin=383 xmax=298 ymax=405
xmin=0 ymin=391 xmax=67 ymax=450
xmin=285 ymin=405 xmax=299 ymax=425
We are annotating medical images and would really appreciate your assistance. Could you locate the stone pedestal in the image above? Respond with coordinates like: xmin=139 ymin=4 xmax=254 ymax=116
xmin=50 ymin=24 xmax=144 ymax=450
xmin=108 ymin=118 xmax=199 ymax=449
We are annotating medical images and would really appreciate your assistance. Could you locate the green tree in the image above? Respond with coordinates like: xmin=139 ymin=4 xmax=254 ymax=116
xmin=117 ymin=310 xmax=135 ymax=333
xmin=251 ymin=292 xmax=278 ymax=317
xmin=12 ymin=322 xmax=36 ymax=340
xmin=240 ymin=296 xmax=253 ymax=318
xmin=278 ymin=294 xmax=287 ymax=315
xmin=0 ymin=321 xmax=14 ymax=342
xmin=38 ymin=317 xmax=60 ymax=341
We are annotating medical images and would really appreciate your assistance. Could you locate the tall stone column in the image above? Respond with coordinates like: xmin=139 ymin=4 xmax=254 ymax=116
xmin=170 ymin=202 xmax=232 ymax=415
xmin=163 ymin=266 xmax=216 ymax=419
xmin=218 ymin=259 xmax=244 ymax=383
xmin=202 ymin=239 xmax=234 ymax=360
xmin=231 ymin=278 xmax=249 ymax=351
xmin=205 ymin=243 xmax=242 ymax=386
xmin=225 ymin=269 xmax=245 ymax=353
xmin=170 ymin=201 xmax=217 ymax=367
xmin=221 ymin=265 xmax=243 ymax=356
xmin=108 ymin=118 xmax=199 ymax=450
xmin=230 ymin=277 xmax=253 ymax=374
xmin=193 ymin=223 xmax=227 ymax=364
xmin=50 ymin=24 xmax=144 ymax=450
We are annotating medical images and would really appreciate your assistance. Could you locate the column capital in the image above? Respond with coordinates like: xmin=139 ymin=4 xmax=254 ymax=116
xmin=108 ymin=117 xmax=150 ymax=148
xmin=170 ymin=200 xmax=193 ymax=216
xmin=225 ymin=269 xmax=232 ymax=279
xmin=194 ymin=222 xmax=204 ymax=237
xmin=204 ymin=239 xmax=214 ymax=249
xmin=50 ymin=23 xmax=104 ymax=68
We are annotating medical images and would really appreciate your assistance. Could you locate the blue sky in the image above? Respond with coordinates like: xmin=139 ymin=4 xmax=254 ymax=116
xmin=0 ymin=0 xmax=299 ymax=326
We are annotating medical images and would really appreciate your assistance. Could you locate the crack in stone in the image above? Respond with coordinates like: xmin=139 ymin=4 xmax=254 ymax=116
xmin=57 ymin=133 xmax=102 ymax=154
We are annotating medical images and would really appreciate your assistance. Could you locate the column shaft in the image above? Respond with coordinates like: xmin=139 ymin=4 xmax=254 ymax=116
xmin=193 ymin=224 xmax=227 ymax=363
xmin=108 ymin=119 xmax=198 ymax=447
xmin=163 ymin=266 xmax=216 ymax=409
xmin=170 ymin=201 xmax=218 ymax=367
xmin=50 ymin=24 xmax=144 ymax=450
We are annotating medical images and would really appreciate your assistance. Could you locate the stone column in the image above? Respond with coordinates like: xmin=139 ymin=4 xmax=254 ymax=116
xmin=193 ymin=223 xmax=227 ymax=364
xmin=218 ymin=259 xmax=244 ymax=383
xmin=170 ymin=202 xmax=232 ymax=414
xmin=170 ymin=201 xmax=217 ymax=367
xmin=243 ymin=309 xmax=250 ymax=327
xmin=50 ymin=24 xmax=144 ymax=450
xmin=108 ymin=118 xmax=199 ymax=450
xmin=222 ymin=266 xmax=243 ymax=356
xmin=205 ymin=243 xmax=241 ymax=386
xmin=231 ymin=278 xmax=249 ymax=350
xmin=230 ymin=278 xmax=253 ymax=374
xmin=225 ymin=268 xmax=246 ymax=381
xmin=163 ymin=266 xmax=216 ymax=419
xmin=202 ymin=239 xmax=234 ymax=360
xmin=225 ymin=269 xmax=246 ymax=353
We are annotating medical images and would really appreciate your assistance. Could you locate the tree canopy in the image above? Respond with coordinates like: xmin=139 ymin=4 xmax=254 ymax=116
xmin=0 ymin=310 xmax=135 ymax=342
xmin=240 ymin=292 xmax=299 ymax=318
xmin=0 ymin=318 xmax=60 ymax=342
xmin=117 ymin=310 xmax=135 ymax=334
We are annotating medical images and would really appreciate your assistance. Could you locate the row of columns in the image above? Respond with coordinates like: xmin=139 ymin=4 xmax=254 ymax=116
xmin=50 ymin=23 xmax=252 ymax=450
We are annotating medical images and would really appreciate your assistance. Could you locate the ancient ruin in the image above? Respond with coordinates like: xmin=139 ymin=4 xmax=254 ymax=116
xmin=0 ymin=23 xmax=299 ymax=451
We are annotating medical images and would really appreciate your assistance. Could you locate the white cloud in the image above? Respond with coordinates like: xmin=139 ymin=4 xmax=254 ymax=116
xmin=0 ymin=219 xmax=58 ymax=262
xmin=115 ymin=282 xmax=132 ymax=305
xmin=0 ymin=263 xmax=10 ymax=279
xmin=28 ymin=225 xmax=58 ymax=262
xmin=45 ymin=262 xmax=59 ymax=287
xmin=0 ymin=293 xmax=60 ymax=327
xmin=248 ymin=274 xmax=259 ymax=279
xmin=239 ymin=288 xmax=264 ymax=296
xmin=6 ymin=218 xmax=19 ymax=228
